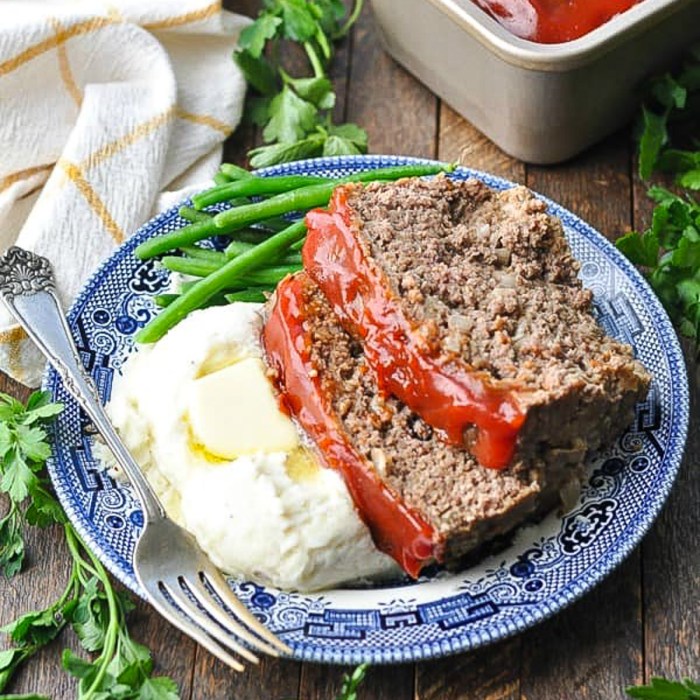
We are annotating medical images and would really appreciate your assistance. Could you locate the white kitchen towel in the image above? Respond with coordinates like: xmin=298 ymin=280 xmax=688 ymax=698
xmin=0 ymin=0 xmax=249 ymax=386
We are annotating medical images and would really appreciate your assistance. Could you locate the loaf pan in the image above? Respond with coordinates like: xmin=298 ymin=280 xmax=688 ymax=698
xmin=370 ymin=0 xmax=700 ymax=164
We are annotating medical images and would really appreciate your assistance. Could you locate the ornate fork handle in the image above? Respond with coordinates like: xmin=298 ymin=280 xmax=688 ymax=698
xmin=0 ymin=247 xmax=164 ymax=522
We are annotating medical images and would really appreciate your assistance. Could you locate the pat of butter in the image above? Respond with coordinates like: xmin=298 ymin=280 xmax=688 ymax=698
xmin=188 ymin=357 xmax=299 ymax=458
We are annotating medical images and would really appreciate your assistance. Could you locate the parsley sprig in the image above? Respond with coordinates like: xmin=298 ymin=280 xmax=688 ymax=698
xmin=626 ymin=677 xmax=700 ymax=699
xmin=235 ymin=0 xmax=368 ymax=168
xmin=0 ymin=391 xmax=65 ymax=577
xmin=0 ymin=391 xmax=179 ymax=699
xmin=616 ymin=43 xmax=700 ymax=353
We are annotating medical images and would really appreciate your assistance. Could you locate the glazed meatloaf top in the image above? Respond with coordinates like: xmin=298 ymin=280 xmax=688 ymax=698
xmin=303 ymin=176 xmax=651 ymax=468
xmin=262 ymin=273 xmax=582 ymax=575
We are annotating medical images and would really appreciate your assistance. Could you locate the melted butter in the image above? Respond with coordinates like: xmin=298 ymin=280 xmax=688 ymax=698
xmin=188 ymin=357 xmax=299 ymax=459
xmin=285 ymin=448 xmax=320 ymax=483
xmin=195 ymin=345 xmax=243 ymax=379
xmin=186 ymin=420 xmax=229 ymax=464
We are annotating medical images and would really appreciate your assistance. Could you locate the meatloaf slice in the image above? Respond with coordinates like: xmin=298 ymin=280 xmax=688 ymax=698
xmin=262 ymin=272 xmax=584 ymax=577
xmin=303 ymin=175 xmax=651 ymax=470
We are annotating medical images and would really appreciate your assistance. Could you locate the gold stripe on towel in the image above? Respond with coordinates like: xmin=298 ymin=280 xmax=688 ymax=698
xmin=0 ymin=327 xmax=28 ymax=344
xmin=0 ymin=164 xmax=53 ymax=194
xmin=175 ymin=106 xmax=232 ymax=136
xmin=51 ymin=19 xmax=83 ymax=109
xmin=142 ymin=1 xmax=220 ymax=31
xmin=80 ymin=106 xmax=176 ymax=172
xmin=59 ymin=161 xmax=125 ymax=244
xmin=0 ymin=17 xmax=112 ymax=78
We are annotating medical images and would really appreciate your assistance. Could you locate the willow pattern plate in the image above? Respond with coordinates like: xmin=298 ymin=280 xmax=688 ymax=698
xmin=44 ymin=155 xmax=689 ymax=664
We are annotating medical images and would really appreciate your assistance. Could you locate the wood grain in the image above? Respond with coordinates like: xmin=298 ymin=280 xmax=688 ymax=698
xmin=344 ymin=2 xmax=437 ymax=159
xmin=632 ymin=160 xmax=700 ymax=685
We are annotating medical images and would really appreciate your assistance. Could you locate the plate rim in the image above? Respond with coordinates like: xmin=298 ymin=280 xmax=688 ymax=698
xmin=43 ymin=154 xmax=690 ymax=664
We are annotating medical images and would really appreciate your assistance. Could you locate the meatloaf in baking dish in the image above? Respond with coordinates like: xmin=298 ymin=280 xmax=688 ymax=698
xmin=302 ymin=176 xmax=651 ymax=470
xmin=263 ymin=272 xmax=586 ymax=576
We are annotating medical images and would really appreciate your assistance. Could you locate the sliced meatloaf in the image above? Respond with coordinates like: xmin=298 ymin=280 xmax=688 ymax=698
xmin=303 ymin=175 xmax=651 ymax=470
xmin=262 ymin=272 xmax=585 ymax=577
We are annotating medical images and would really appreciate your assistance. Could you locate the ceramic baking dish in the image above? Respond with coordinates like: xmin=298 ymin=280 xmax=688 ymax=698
xmin=370 ymin=0 xmax=700 ymax=163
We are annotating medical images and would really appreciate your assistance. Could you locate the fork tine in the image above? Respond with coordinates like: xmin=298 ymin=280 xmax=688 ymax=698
xmin=162 ymin=581 xmax=260 ymax=664
xmin=186 ymin=575 xmax=284 ymax=658
xmin=203 ymin=570 xmax=292 ymax=655
xmin=147 ymin=591 xmax=246 ymax=673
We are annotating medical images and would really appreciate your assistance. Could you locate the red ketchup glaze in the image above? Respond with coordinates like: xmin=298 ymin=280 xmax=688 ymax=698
xmin=262 ymin=273 xmax=441 ymax=578
xmin=303 ymin=189 xmax=525 ymax=470
xmin=474 ymin=0 xmax=641 ymax=44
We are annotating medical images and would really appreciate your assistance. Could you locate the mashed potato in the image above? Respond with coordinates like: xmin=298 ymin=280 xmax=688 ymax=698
xmin=98 ymin=303 xmax=397 ymax=591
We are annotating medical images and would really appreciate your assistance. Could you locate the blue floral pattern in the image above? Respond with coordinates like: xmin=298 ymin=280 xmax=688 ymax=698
xmin=43 ymin=155 xmax=689 ymax=665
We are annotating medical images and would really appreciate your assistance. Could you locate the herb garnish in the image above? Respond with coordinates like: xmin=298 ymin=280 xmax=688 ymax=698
xmin=616 ymin=44 xmax=700 ymax=352
xmin=234 ymin=0 xmax=367 ymax=168
xmin=335 ymin=663 xmax=368 ymax=700
xmin=0 ymin=391 xmax=179 ymax=699
xmin=626 ymin=677 xmax=700 ymax=699
xmin=0 ymin=391 xmax=64 ymax=577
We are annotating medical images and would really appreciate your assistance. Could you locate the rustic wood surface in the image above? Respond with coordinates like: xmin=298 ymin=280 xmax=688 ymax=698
xmin=1 ymin=2 xmax=698 ymax=698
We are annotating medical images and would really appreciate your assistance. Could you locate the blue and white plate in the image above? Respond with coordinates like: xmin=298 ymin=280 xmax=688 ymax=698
xmin=44 ymin=155 xmax=689 ymax=664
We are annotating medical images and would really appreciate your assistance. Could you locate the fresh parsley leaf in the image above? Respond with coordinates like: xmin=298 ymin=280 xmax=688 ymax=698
xmin=0 ymin=504 xmax=25 ymax=577
xmin=234 ymin=50 xmax=279 ymax=97
xmin=616 ymin=230 xmax=660 ymax=268
xmin=263 ymin=84 xmax=318 ymax=143
xmin=285 ymin=75 xmax=335 ymax=109
xmin=1 ymin=451 xmax=37 ymax=504
xmin=248 ymin=133 xmax=326 ymax=168
xmin=651 ymin=73 xmax=688 ymax=111
xmin=626 ymin=677 xmax=700 ymax=699
xmin=24 ymin=485 xmax=65 ymax=528
xmin=336 ymin=663 xmax=369 ymax=700
xmin=328 ymin=122 xmax=368 ymax=149
xmin=71 ymin=577 xmax=109 ymax=652
xmin=678 ymin=168 xmax=700 ymax=189
xmin=275 ymin=0 xmax=319 ymax=42
xmin=323 ymin=134 xmax=363 ymax=156
xmin=239 ymin=0 xmax=366 ymax=167
xmin=639 ymin=106 xmax=669 ymax=180
xmin=138 ymin=676 xmax=180 ymax=700
xmin=245 ymin=95 xmax=273 ymax=127
xmin=238 ymin=13 xmax=282 ymax=58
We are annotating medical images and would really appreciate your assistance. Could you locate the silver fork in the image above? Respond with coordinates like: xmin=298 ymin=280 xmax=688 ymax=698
xmin=0 ymin=247 xmax=291 ymax=672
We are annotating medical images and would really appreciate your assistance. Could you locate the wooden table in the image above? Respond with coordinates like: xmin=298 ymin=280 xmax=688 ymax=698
xmin=2 ymin=3 xmax=699 ymax=698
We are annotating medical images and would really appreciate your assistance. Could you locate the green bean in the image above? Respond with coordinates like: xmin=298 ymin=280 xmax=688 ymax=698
xmin=233 ymin=229 xmax=274 ymax=244
xmin=220 ymin=163 xmax=254 ymax=180
xmin=135 ymin=217 xmax=286 ymax=260
xmin=135 ymin=163 xmax=451 ymax=260
xmin=178 ymin=206 xmax=212 ymax=223
xmin=213 ymin=163 xmax=452 ymax=231
xmin=161 ymin=256 xmax=220 ymax=277
xmin=136 ymin=220 xmax=307 ymax=343
xmin=162 ymin=256 xmax=300 ymax=283
xmin=136 ymin=219 xmax=219 ymax=260
xmin=154 ymin=294 xmax=179 ymax=308
xmin=279 ymin=252 xmax=302 ymax=265
xmin=255 ymin=216 xmax=297 ymax=232
xmin=239 ymin=266 xmax=301 ymax=285
xmin=154 ymin=292 xmax=229 ymax=309
xmin=192 ymin=174 xmax=329 ymax=210
xmin=179 ymin=246 xmax=227 ymax=264
xmin=224 ymin=289 xmax=269 ymax=303
xmin=224 ymin=240 xmax=256 ymax=258
xmin=213 ymin=173 xmax=230 ymax=186
xmin=290 ymin=237 xmax=305 ymax=252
